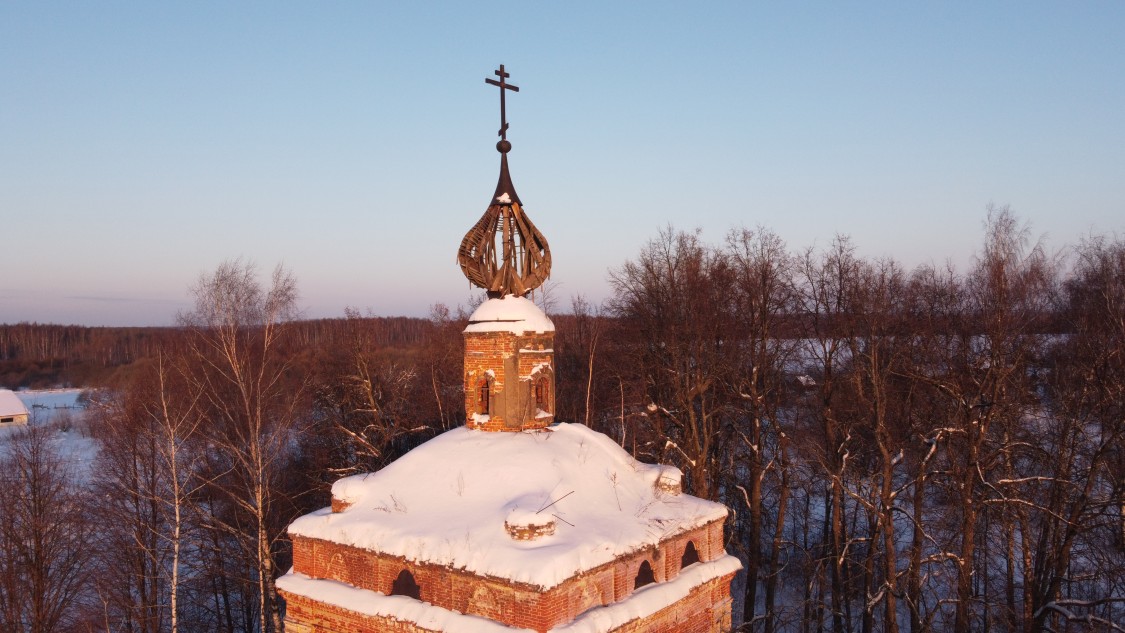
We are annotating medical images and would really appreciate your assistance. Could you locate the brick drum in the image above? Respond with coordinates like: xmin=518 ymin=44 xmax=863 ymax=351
xmin=464 ymin=329 xmax=555 ymax=431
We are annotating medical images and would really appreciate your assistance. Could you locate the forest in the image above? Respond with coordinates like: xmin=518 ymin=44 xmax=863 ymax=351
xmin=1 ymin=207 xmax=1123 ymax=632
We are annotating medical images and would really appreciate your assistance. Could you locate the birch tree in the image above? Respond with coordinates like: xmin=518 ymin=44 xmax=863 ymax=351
xmin=180 ymin=259 xmax=303 ymax=633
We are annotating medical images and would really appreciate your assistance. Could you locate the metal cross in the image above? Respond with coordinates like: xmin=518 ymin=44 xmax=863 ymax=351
xmin=485 ymin=64 xmax=519 ymax=140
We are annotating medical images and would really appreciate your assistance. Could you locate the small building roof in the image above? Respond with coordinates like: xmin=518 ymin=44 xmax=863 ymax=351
xmin=0 ymin=390 xmax=30 ymax=417
xmin=288 ymin=423 xmax=727 ymax=590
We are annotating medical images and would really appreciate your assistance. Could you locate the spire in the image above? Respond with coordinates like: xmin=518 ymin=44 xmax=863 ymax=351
xmin=458 ymin=65 xmax=551 ymax=298
xmin=492 ymin=152 xmax=521 ymax=207
xmin=487 ymin=64 xmax=521 ymax=206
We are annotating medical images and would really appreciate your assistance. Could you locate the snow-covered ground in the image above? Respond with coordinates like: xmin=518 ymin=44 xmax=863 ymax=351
xmin=13 ymin=388 xmax=86 ymax=425
xmin=0 ymin=388 xmax=99 ymax=478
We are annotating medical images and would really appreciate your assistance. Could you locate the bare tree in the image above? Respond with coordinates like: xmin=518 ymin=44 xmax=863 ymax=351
xmin=904 ymin=208 xmax=1053 ymax=630
xmin=1023 ymin=236 xmax=1125 ymax=631
xmin=0 ymin=427 xmax=96 ymax=633
xmin=180 ymin=259 xmax=303 ymax=633
xmin=552 ymin=295 xmax=610 ymax=430
xmin=796 ymin=235 xmax=863 ymax=633
xmin=311 ymin=307 xmax=425 ymax=480
xmin=422 ymin=303 xmax=467 ymax=431
xmin=149 ymin=352 xmax=205 ymax=633
xmin=608 ymin=227 xmax=738 ymax=500
xmin=89 ymin=388 xmax=170 ymax=633
xmin=899 ymin=262 xmax=962 ymax=633
xmin=842 ymin=256 xmax=913 ymax=633
xmin=724 ymin=227 xmax=797 ymax=631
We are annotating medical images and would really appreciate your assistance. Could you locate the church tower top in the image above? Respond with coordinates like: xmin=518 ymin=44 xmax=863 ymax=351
xmin=457 ymin=64 xmax=552 ymax=298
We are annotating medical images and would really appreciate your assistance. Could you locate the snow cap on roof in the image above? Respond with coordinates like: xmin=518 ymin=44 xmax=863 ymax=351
xmin=0 ymin=390 xmax=30 ymax=417
xmin=464 ymin=294 xmax=554 ymax=334
xmin=291 ymin=423 xmax=727 ymax=590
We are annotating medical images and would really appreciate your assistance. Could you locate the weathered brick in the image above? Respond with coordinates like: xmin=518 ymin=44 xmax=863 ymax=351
xmin=464 ymin=329 xmax=555 ymax=431
xmin=286 ymin=520 xmax=731 ymax=632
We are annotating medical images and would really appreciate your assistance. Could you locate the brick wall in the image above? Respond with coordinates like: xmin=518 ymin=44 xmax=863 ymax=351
xmin=601 ymin=574 xmax=735 ymax=633
xmin=281 ymin=568 xmax=735 ymax=633
xmin=281 ymin=590 xmax=444 ymax=633
xmin=289 ymin=516 xmax=727 ymax=632
xmin=464 ymin=329 xmax=554 ymax=431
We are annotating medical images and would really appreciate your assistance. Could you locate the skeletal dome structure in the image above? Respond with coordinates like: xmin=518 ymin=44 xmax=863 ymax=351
xmin=457 ymin=64 xmax=551 ymax=298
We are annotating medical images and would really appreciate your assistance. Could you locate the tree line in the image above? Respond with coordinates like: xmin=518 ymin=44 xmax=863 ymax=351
xmin=1 ymin=208 xmax=1123 ymax=632
xmin=0 ymin=315 xmax=438 ymax=389
xmin=562 ymin=208 xmax=1124 ymax=632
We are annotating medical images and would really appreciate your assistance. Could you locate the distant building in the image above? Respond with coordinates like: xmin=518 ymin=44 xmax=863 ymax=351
xmin=276 ymin=66 xmax=738 ymax=632
xmin=0 ymin=389 xmax=30 ymax=426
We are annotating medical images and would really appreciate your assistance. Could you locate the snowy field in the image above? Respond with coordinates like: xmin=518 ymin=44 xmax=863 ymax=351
xmin=13 ymin=388 xmax=86 ymax=423
xmin=0 ymin=388 xmax=99 ymax=477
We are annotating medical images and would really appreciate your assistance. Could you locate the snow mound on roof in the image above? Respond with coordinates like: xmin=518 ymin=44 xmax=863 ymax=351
xmin=464 ymin=295 xmax=554 ymax=334
xmin=289 ymin=423 xmax=727 ymax=590
xmin=0 ymin=390 xmax=29 ymax=417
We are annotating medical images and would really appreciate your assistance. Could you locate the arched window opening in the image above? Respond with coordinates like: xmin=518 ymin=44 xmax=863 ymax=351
xmin=634 ymin=560 xmax=655 ymax=590
xmin=477 ymin=378 xmax=491 ymax=416
xmin=390 ymin=569 xmax=420 ymax=600
xmin=681 ymin=541 xmax=700 ymax=569
xmin=534 ymin=376 xmax=550 ymax=413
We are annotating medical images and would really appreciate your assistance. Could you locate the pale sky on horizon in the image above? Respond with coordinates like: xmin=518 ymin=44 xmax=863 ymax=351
xmin=2 ymin=2 xmax=1123 ymax=326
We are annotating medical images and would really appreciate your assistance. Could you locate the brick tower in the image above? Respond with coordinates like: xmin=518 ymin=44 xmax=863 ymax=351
xmin=457 ymin=63 xmax=555 ymax=434
xmin=277 ymin=65 xmax=739 ymax=633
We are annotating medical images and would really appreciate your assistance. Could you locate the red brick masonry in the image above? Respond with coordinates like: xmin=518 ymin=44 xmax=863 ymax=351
xmin=281 ymin=517 xmax=733 ymax=632
xmin=280 ymin=572 xmax=733 ymax=633
xmin=464 ymin=329 xmax=554 ymax=431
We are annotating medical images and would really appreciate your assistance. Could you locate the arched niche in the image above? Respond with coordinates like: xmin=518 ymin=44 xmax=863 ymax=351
xmin=390 ymin=569 xmax=420 ymax=600
xmin=476 ymin=376 xmax=492 ymax=416
xmin=681 ymin=541 xmax=700 ymax=569
xmin=534 ymin=374 xmax=551 ymax=413
xmin=634 ymin=560 xmax=655 ymax=590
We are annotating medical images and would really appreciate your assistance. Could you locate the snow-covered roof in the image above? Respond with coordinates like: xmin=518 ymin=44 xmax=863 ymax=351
xmin=464 ymin=294 xmax=555 ymax=334
xmin=288 ymin=423 xmax=727 ymax=590
xmin=0 ymin=390 xmax=30 ymax=417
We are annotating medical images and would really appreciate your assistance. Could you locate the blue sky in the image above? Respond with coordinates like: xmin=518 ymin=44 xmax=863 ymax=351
xmin=2 ymin=2 xmax=1123 ymax=326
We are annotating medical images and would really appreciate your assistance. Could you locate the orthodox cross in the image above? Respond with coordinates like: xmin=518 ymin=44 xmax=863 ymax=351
xmin=485 ymin=64 xmax=519 ymax=140
xmin=458 ymin=64 xmax=551 ymax=296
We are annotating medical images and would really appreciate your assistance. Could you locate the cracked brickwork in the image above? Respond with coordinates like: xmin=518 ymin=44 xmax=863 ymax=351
xmin=464 ymin=329 xmax=555 ymax=431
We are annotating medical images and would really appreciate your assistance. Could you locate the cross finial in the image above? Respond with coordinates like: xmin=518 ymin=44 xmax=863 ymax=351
xmin=485 ymin=64 xmax=519 ymax=145
xmin=459 ymin=65 xmax=550 ymax=298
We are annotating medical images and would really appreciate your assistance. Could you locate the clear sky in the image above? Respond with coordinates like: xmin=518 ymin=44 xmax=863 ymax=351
xmin=2 ymin=2 xmax=1123 ymax=326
